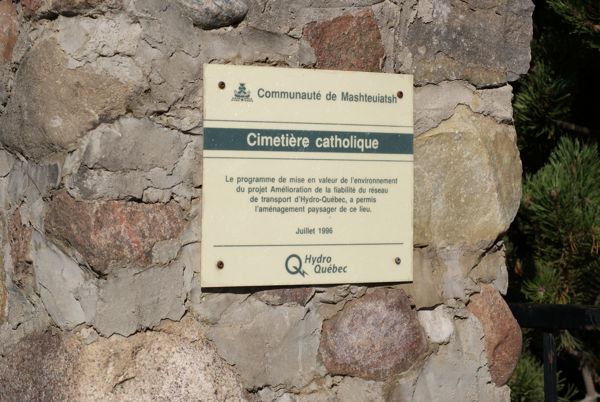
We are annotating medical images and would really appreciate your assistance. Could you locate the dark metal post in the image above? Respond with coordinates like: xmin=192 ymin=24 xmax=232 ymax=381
xmin=543 ymin=331 xmax=557 ymax=402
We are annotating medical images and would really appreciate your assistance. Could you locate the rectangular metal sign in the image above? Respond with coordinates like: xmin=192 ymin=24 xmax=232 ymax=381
xmin=201 ymin=64 xmax=413 ymax=287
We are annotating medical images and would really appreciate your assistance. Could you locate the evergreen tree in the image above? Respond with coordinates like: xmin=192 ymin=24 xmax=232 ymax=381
xmin=508 ymin=0 xmax=600 ymax=400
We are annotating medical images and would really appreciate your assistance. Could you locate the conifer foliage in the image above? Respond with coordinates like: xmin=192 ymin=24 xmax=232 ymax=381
xmin=508 ymin=0 xmax=600 ymax=400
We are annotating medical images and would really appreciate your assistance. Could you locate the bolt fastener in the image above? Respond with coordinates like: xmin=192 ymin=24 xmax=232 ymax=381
xmin=396 ymin=90 xmax=403 ymax=99
xmin=395 ymin=257 xmax=402 ymax=265
xmin=217 ymin=260 xmax=224 ymax=269
xmin=218 ymin=81 xmax=226 ymax=89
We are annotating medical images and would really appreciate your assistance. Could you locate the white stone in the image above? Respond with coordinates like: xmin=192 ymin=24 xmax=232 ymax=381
xmin=417 ymin=305 xmax=454 ymax=344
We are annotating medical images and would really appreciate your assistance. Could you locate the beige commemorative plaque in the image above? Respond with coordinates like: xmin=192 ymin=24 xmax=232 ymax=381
xmin=201 ymin=64 xmax=413 ymax=287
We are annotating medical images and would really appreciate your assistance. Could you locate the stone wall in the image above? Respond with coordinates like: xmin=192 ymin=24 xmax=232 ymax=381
xmin=0 ymin=0 xmax=532 ymax=400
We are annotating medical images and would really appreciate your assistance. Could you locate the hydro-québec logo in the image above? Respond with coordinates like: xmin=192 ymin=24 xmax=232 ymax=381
xmin=285 ymin=254 xmax=348 ymax=277
xmin=231 ymin=83 xmax=253 ymax=102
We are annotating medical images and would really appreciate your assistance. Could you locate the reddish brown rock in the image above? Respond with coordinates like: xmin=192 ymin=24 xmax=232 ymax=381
xmin=468 ymin=284 xmax=522 ymax=386
xmin=21 ymin=0 xmax=40 ymax=14
xmin=256 ymin=286 xmax=314 ymax=306
xmin=319 ymin=288 xmax=427 ymax=380
xmin=303 ymin=9 xmax=384 ymax=72
xmin=0 ymin=0 xmax=18 ymax=62
xmin=9 ymin=208 xmax=35 ymax=292
xmin=45 ymin=192 xmax=186 ymax=273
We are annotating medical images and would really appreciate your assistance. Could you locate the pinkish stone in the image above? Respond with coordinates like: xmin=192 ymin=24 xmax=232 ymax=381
xmin=45 ymin=192 xmax=186 ymax=273
xmin=468 ymin=284 xmax=522 ymax=385
xmin=319 ymin=288 xmax=428 ymax=380
xmin=303 ymin=9 xmax=385 ymax=72
xmin=0 ymin=0 xmax=18 ymax=62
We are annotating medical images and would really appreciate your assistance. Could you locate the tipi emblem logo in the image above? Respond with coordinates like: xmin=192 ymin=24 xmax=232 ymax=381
xmin=232 ymin=83 xmax=253 ymax=102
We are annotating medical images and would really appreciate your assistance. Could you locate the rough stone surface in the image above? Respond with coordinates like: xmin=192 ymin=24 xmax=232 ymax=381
xmin=0 ymin=38 xmax=141 ymax=159
xmin=397 ymin=246 xmax=445 ymax=308
xmin=8 ymin=209 xmax=33 ymax=292
xmin=0 ymin=0 xmax=531 ymax=399
xmin=410 ymin=314 xmax=511 ymax=401
xmin=63 ymin=118 xmax=199 ymax=202
xmin=177 ymin=0 xmax=248 ymax=30
xmin=396 ymin=0 xmax=534 ymax=86
xmin=0 ymin=319 xmax=249 ymax=401
xmin=256 ymin=286 xmax=315 ymax=306
xmin=78 ymin=117 xmax=190 ymax=172
xmin=469 ymin=243 xmax=510 ymax=295
xmin=0 ymin=282 xmax=51 ymax=356
xmin=31 ymin=232 xmax=95 ymax=330
xmin=303 ymin=9 xmax=384 ymax=72
xmin=93 ymin=264 xmax=186 ymax=336
xmin=319 ymin=288 xmax=427 ymax=380
xmin=414 ymin=105 xmax=521 ymax=247
xmin=468 ymin=284 xmax=522 ymax=386
xmin=0 ymin=150 xmax=14 ymax=177
xmin=207 ymin=297 xmax=322 ymax=389
xmin=387 ymin=369 xmax=420 ymax=402
xmin=415 ymin=82 xmax=514 ymax=135
xmin=0 ymin=1 xmax=18 ymax=63
xmin=335 ymin=377 xmax=385 ymax=401
xmin=0 ymin=244 xmax=6 ymax=325
xmin=23 ymin=0 xmax=121 ymax=17
xmin=4 ymin=159 xmax=60 ymax=213
xmin=45 ymin=192 xmax=186 ymax=273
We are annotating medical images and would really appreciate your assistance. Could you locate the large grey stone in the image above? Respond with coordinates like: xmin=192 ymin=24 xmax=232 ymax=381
xmin=395 ymin=0 xmax=534 ymax=86
xmin=93 ymin=264 xmax=186 ymax=336
xmin=55 ymin=14 xmax=141 ymax=66
xmin=0 ymin=38 xmax=141 ymax=159
xmin=0 ymin=149 xmax=14 ymax=177
xmin=414 ymin=105 xmax=521 ymax=247
xmin=199 ymin=27 xmax=299 ymax=66
xmin=31 ymin=232 xmax=96 ymax=330
xmin=79 ymin=117 xmax=190 ymax=172
xmin=23 ymin=0 xmax=122 ymax=17
xmin=0 ymin=257 xmax=51 ymax=356
xmin=410 ymin=313 xmax=510 ymax=401
xmin=469 ymin=244 xmax=510 ymax=295
xmin=206 ymin=297 xmax=322 ymax=389
xmin=0 ymin=319 xmax=249 ymax=401
xmin=5 ymin=159 xmax=60 ymax=209
xmin=396 ymin=247 xmax=445 ymax=308
xmin=176 ymin=0 xmax=248 ymax=30
xmin=192 ymin=291 xmax=250 ymax=324
xmin=65 ymin=120 xmax=199 ymax=201
xmin=0 ymin=238 xmax=6 ymax=326
xmin=29 ymin=234 xmax=187 ymax=337
xmin=415 ymin=81 xmax=514 ymax=135
xmin=335 ymin=377 xmax=385 ymax=401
